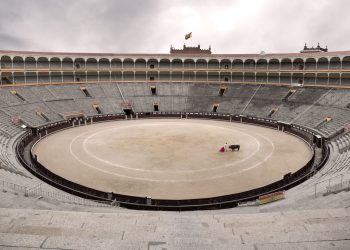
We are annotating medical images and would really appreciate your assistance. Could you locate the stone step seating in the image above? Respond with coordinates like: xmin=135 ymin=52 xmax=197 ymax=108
xmin=0 ymin=168 xmax=111 ymax=208
xmin=0 ymin=207 xmax=349 ymax=249
xmin=336 ymin=133 xmax=350 ymax=153
xmin=0 ymin=168 xmax=34 ymax=187
xmin=304 ymin=152 xmax=350 ymax=189
xmin=2 ymin=104 xmax=47 ymax=128
xmin=0 ymin=111 xmax=21 ymax=137
xmin=0 ymin=89 xmax=23 ymax=107
xmin=0 ymin=135 xmax=23 ymax=174
xmin=319 ymin=110 xmax=350 ymax=136
xmin=268 ymin=143 xmax=350 ymax=209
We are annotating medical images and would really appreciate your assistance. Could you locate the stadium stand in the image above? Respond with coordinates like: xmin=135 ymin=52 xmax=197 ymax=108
xmin=1 ymin=48 xmax=350 ymax=248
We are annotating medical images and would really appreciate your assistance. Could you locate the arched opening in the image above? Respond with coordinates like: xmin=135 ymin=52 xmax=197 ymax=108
xmin=13 ymin=56 xmax=24 ymax=69
xmin=208 ymin=59 xmax=219 ymax=69
xmin=62 ymin=58 xmax=73 ymax=69
xmin=86 ymin=58 xmax=97 ymax=69
xmin=1 ymin=56 xmax=12 ymax=69
xmin=293 ymin=58 xmax=304 ymax=70
xmin=159 ymin=59 xmax=170 ymax=68
xmin=244 ymin=59 xmax=255 ymax=70
xmin=305 ymin=58 xmax=316 ymax=70
xmin=147 ymin=59 xmax=158 ymax=69
xmin=232 ymin=59 xmax=243 ymax=69
xmin=74 ymin=58 xmax=85 ymax=69
xmin=172 ymin=59 xmax=183 ymax=69
xmin=220 ymin=59 xmax=231 ymax=69
xmin=329 ymin=57 xmax=341 ymax=69
xmin=196 ymin=59 xmax=207 ymax=69
xmin=37 ymin=57 xmax=49 ymax=69
xmin=25 ymin=57 xmax=36 ymax=69
xmin=98 ymin=58 xmax=110 ymax=69
xmin=268 ymin=59 xmax=279 ymax=70
xmin=184 ymin=59 xmax=195 ymax=69
xmin=50 ymin=57 xmax=61 ymax=69
xmin=317 ymin=57 xmax=328 ymax=70
xmin=135 ymin=58 xmax=146 ymax=68
xmin=123 ymin=58 xmax=134 ymax=69
xmin=281 ymin=58 xmax=292 ymax=70
xmin=111 ymin=58 xmax=122 ymax=68
xmin=342 ymin=56 xmax=350 ymax=69
xmin=256 ymin=59 xmax=267 ymax=70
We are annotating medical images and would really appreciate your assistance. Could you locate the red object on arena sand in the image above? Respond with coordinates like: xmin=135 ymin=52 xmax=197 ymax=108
xmin=219 ymin=146 xmax=225 ymax=152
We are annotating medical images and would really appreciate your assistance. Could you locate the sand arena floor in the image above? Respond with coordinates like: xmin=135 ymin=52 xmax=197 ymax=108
xmin=32 ymin=119 xmax=313 ymax=199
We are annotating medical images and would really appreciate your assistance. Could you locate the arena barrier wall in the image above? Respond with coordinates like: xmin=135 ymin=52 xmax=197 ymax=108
xmin=16 ymin=112 xmax=329 ymax=211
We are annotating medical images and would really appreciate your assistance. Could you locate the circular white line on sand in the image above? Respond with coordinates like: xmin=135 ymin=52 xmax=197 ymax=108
xmin=80 ymin=123 xmax=262 ymax=173
xmin=67 ymin=122 xmax=274 ymax=182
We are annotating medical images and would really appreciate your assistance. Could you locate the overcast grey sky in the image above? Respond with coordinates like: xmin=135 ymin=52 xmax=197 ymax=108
xmin=0 ymin=0 xmax=349 ymax=54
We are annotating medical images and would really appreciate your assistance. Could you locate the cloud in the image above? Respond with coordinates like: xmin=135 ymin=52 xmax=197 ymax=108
xmin=0 ymin=0 xmax=348 ymax=54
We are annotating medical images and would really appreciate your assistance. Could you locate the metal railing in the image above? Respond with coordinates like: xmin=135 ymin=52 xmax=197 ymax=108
xmin=315 ymin=173 xmax=350 ymax=197
xmin=0 ymin=178 xmax=112 ymax=207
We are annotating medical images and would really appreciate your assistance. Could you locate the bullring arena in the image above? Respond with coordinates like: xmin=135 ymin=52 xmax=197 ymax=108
xmin=1 ymin=45 xmax=350 ymax=249
xmin=33 ymin=119 xmax=312 ymax=199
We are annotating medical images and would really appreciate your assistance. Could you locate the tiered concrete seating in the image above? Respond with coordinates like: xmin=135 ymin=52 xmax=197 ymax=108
xmin=243 ymin=85 xmax=287 ymax=117
xmin=2 ymin=104 xmax=48 ymax=127
xmin=0 ymin=207 xmax=348 ymax=249
xmin=29 ymin=86 xmax=57 ymax=100
xmin=0 ymin=83 xmax=350 ymax=249
xmin=0 ymin=111 xmax=21 ymax=136
xmin=47 ymin=84 xmax=86 ymax=99
xmin=0 ymin=88 xmax=23 ymax=107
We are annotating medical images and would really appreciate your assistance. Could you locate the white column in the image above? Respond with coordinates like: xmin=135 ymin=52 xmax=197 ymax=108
xmin=327 ymin=73 xmax=329 ymax=85
xmin=122 ymin=61 xmax=124 ymax=82
xmin=278 ymin=73 xmax=280 ymax=84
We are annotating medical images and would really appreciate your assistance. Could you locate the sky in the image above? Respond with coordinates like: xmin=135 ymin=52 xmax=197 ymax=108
xmin=0 ymin=0 xmax=349 ymax=54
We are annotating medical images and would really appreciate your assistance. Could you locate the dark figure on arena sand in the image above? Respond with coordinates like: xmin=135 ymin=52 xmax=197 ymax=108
xmin=229 ymin=144 xmax=240 ymax=151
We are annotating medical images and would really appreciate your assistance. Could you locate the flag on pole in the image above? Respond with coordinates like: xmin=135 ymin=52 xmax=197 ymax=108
xmin=185 ymin=32 xmax=192 ymax=40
